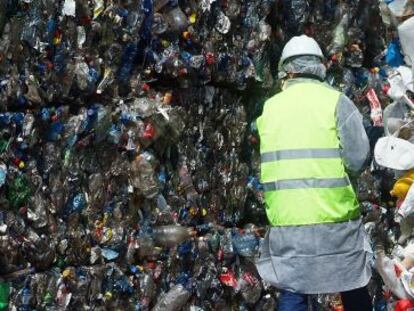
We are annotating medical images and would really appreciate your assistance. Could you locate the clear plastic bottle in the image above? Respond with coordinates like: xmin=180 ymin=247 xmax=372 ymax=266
xmin=152 ymin=225 xmax=195 ymax=248
xmin=328 ymin=11 xmax=349 ymax=55
xmin=130 ymin=152 xmax=159 ymax=199
xmin=165 ymin=7 xmax=188 ymax=32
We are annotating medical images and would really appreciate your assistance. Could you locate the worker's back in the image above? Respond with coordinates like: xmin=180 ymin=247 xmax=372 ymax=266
xmin=256 ymin=35 xmax=372 ymax=306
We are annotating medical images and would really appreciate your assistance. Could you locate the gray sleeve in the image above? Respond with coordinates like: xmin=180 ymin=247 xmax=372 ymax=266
xmin=336 ymin=94 xmax=370 ymax=175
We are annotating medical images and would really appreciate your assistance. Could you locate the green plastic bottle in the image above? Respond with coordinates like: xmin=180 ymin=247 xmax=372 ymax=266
xmin=0 ymin=282 xmax=10 ymax=311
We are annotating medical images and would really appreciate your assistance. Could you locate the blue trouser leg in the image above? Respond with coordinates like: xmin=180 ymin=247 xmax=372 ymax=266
xmin=278 ymin=291 xmax=308 ymax=311
xmin=277 ymin=287 xmax=372 ymax=311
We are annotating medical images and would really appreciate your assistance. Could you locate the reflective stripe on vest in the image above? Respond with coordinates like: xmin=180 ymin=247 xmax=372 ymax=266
xmin=262 ymin=176 xmax=350 ymax=191
xmin=261 ymin=148 xmax=341 ymax=163
xmin=257 ymin=81 xmax=360 ymax=226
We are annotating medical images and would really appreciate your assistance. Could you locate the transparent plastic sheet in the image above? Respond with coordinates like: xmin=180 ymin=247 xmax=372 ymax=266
xmin=387 ymin=0 xmax=414 ymax=18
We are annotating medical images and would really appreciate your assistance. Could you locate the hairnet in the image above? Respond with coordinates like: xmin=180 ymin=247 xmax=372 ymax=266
xmin=280 ymin=55 xmax=326 ymax=80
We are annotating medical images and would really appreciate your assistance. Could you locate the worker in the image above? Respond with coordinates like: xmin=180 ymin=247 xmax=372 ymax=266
xmin=255 ymin=35 xmax=373 ymax=311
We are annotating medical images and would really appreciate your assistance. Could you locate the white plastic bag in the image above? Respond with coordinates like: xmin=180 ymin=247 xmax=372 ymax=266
xmin=399 ymin=184 xmax=414 ymax=219
xmin=401 ymin=269 xmax=414 ymax=298
xmin=398 ymin=16 xmax=414 ymax=66
xmin=376 ymin=248 xmax=412 ymax=299
xmin=374 ymin=136 xmax=414 ymax=170
xmin=62 ymin=0 xmax=76 ymax=17
xmin=398 ymin=66 xmax=414 ymax=92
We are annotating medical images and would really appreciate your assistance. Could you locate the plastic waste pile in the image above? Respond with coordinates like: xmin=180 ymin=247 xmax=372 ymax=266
xmin=363 ymin=1 xmax=414 ymax=310
xmin=0 ymin=0 xmax=411 ymax=310
xmin=0 ymin=0 xmax=277 ymax=310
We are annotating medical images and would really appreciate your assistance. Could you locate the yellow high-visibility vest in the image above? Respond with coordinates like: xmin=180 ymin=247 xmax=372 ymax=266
xmin=257 ymin=81 xmax=360 ymax=226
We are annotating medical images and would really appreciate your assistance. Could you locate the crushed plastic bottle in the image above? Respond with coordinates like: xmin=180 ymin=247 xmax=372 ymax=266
xmin=152 ymin=284 xmax=191 ymax=311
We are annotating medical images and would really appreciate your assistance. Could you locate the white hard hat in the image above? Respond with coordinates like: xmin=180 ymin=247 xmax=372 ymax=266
xmin=374 ymin=136 xmax=414 ymax=170
xmin=279 ymin=35 xmax=324 ymax=70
